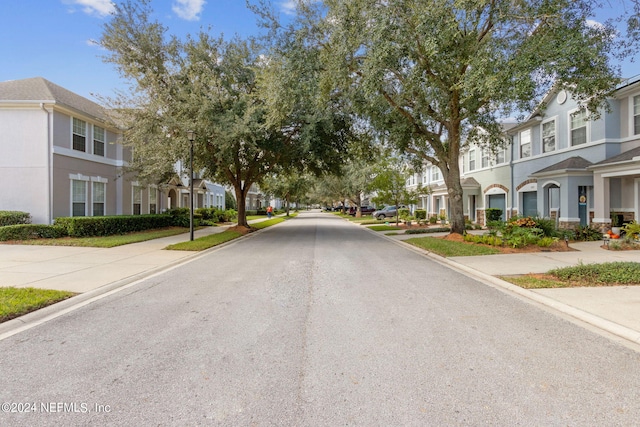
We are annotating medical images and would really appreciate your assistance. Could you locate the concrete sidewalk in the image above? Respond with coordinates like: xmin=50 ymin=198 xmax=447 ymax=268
xmin=0 ymin=225 xmax=229 ymax=293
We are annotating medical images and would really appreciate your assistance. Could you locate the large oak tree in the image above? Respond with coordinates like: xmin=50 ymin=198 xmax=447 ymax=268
xmin=310 ymin=0 xmax=637 ymax=234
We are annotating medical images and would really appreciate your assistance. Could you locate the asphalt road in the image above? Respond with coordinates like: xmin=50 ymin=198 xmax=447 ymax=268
xmin=1 ymin=211 xmax=639 ymax=426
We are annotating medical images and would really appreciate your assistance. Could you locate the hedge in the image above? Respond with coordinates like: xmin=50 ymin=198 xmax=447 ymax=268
xmin=0 ymin=211 xmax=31 ymax=227
xmin=54 ymin=214 xmax=175 ymax=237
xmin=0 ymin=224 xmax=67 ymax=241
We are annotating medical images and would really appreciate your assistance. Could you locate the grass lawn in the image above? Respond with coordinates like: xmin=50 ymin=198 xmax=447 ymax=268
xmin=166 ymin=215 xmax=295 ymax=251
xmin=165 ymin=230 xmax=244 ymax=251
xmin=405 ymin=236 xmax=501 ymax=257
xmin=368 ymin=225 xmax=402 ymax=231
xmin=502 ymin=262 xmax=640 ymax=289
xmin=1 ymin=287 xmax=76 ymax=323
xmin=5 ymin=227 xmax=192 ymax=248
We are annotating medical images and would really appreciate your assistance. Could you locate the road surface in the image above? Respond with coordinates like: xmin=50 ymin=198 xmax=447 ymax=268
xmin=1 ymin=211 xmax=639 ymax=425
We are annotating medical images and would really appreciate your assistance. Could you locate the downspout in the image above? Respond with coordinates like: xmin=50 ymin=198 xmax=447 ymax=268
xmin=510 ymin=135 xmax=515 ymax=222
xmin=41 ymin=103 xmax=53 ymax=224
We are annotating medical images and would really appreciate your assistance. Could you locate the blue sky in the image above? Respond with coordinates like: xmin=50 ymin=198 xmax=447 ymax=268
xmin=0 ymin=0 xmax=295 ymax=101
xmin=0 ymin=0 xmax=637 ymax=104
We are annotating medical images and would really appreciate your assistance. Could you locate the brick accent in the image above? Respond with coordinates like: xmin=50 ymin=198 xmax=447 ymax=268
xmin=516 ymin=179 xmax=537 ymax=192
xmin=483 ymin=183 xmax=509 ymax=194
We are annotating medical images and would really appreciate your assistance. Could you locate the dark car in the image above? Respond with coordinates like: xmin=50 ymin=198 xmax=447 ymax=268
xmin=372 ymin=205 xmax=406 ymax=220
xmin=348 ymin=206 xmax=376 ymax=216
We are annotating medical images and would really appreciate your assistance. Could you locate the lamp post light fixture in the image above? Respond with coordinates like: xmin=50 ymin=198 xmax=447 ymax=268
xmin=187 ymin=130 xmax=195 ymax=241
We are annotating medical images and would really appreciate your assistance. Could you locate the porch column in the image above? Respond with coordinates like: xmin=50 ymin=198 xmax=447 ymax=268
xmin=592 ymin=172 xmax=610 ymax=231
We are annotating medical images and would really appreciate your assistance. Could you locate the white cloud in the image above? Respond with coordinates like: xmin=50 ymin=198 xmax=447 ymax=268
xmin=65 ymin=0 xmax=115 ymax=17
xmin=172 ymin=0 xmax=206 ymax=21
xmin=280 ymin=1 xmax=297 ymax=15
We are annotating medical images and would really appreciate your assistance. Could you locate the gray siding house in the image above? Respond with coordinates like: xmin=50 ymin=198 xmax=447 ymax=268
xmin=0 ymin=77 xmax=225 ymax=224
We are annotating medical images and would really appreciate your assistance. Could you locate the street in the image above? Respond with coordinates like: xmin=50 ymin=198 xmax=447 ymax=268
xmin=1 ymin=211 xmax=639 ymax=426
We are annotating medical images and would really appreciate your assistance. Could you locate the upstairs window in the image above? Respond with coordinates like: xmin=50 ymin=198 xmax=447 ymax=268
xmin=468 ymin=149 xmax=476 ymax=171
xmin=570 ymin=110 xmax=587 ymax=146
xmin=431 ymin=166 xmax=441 ymax=182
xmin=495 ymin=148 xmax=506 ymax=164
xmin=481 ymin=149 xmax=489 ymax=168
xmin=93 ymin=126 xmax=105 ymax=157
xmin=72 ymin=118 xmax=86 ymax=152
xmin=542 ymin=120 xmax=556 ymax=153
xmin=520 ymin=129 xmax=531 ymax=158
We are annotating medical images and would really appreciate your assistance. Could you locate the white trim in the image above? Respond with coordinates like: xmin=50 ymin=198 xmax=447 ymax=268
xmin=54 ymin=146 xmax=125 ymax=167
xmin=518 ymin=182 xmax=537 ymax=192
xmin=485 ymin=187 xmax=507 ymax=196
xmin=559 ymin=217 xmax=581 ymax=222
xmin=630 ymin=93 xmax=640 ymax=137
xmin=602 ymin=168 xmax=640 ymax=178
xmin=68 ymin=173 xmax=90 ymax=181
xmin=90 ymin=176 xmax=108 ymax=183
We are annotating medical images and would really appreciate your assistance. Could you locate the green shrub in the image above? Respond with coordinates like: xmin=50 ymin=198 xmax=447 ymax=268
xmin=573 ymin=225 xmax=602 ymax=241
xmin=414 ymin=209 xmax=427 ymax=220
xmin=622 ymin=221 xmax=640 ymax=239
xmin=0 ymin=211 xmax=31 ymax=227
xmin=537 ymin=236 xmax=557 ymax=247
xmin=405 ymin=227 xmax=450 ymax=234
xmin=54 ymin=215 xmax=175 ymax=237
xmin=398 ymin=208 xmax=411 ymax=220
xmin=0 ymin=224 xmax=67 ymax=241
xmin=549 ymin=261 xmax=640 ymax=285
xmin=485 ymin=208 xmax=503 ymax=222
xmin=429 ymin=215 xmax=438 ymax=224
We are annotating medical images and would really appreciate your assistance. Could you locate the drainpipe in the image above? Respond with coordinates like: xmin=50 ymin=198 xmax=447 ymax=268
xmin=510 ymin=135 xmax=515 ymax=221
xmin=41 ymin=103 xmax=53 ymax=224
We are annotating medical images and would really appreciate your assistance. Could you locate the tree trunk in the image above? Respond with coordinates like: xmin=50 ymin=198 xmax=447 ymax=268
xmin=445 ymin=174 xmax=465 ymax=235
xmin=234 ymin=185 xmax=250 ymax=228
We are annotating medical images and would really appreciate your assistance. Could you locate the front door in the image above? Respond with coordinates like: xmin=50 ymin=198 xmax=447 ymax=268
xmin=488 ymin=194 xmax=506 ymax=221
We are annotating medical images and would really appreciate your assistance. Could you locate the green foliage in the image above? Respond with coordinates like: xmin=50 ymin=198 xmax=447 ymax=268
xmin=225 ymin=191 xmax=237 ymax=210
xmin=622 ymin=221 xmax=640 ymax=239
xmin=429 ymin=216 xmax=438 ymax=224
xmin=414 ymin=209 xmax=427 ymax=220
xmin=549 ymin=262 xmax=640 ymax=285
xmin=0 ymin=211 xmax=31 ymax=227
xmin=165 ymin=230 xmax=243 ymax=251
xmin=368 ymin=225 xmax=402 ymax=231
xmin=398 ymin=208 xmax=411 ymax=220
xmin=195 ymin=207 xmax=237 ymax=223
xmin=537 ymin=237 xmax=558 ymax=247
xmin=464 ymin=234 xmax=503 ymax=246
xmin=0 ymin=224 xmax=67 ymax=241
xmin=572 ymin=225 xmax=603 ymax=241
xmin=404 ymin=227 xmax=450 ymax=234
xmin=485 ymin=208 xmax=503 ymax=222
xmin=54 ymin=215 xmax=175 ymax=237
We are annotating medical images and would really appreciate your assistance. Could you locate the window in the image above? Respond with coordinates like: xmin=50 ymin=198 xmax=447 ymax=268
xmin=93 ymin=126 xmax=105 ymax=156
xmin=92 ymin=182 xmax=105 ymax=216
xmin=149 ymin=187 xmax=157 ymax=214
xmin=431 ymin=166 xmax=441 ymax=182
xmin=73 ymin=118 xmax=86 ymax=152
xmin=133 ymin=186 xmax=142 ymax=215
xmin=72 ymin=180 xmax=87 ymax=216
xmin=570 ymin=110 xmax=587 ymax=146
xmin=520 ymin=129 xmax=531 ymax=158
xmin=634 ymin=95 xmax=640 ymax=135
xmin=422 ymin=171 xmax=427 ymax=185
xmin=481 ymin=149 xmax=489 ymax=168
xmin=542 ymin=120 xmax=556 ymax=153
xmin=468 ymin=149 xmax=476 ymax=171
xmin=495 ymin=148 xmax=506 ymax=164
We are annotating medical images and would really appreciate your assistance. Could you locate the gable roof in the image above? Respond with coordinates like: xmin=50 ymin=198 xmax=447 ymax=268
xmin=0 ymin=77 xmax=107 ymax=121
xmin=531 ymin=156 xmax=593 ymax=176
xmin=591 ymin=146 xmax=640 ymax=167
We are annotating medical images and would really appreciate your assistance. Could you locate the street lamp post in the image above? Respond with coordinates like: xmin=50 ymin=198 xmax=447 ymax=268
xmin=187 ymin=130 xmax=195 ymax=241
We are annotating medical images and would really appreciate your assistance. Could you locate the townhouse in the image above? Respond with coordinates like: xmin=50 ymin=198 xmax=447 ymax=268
xmin=406 ymin=76 xmax=640 ymax=231
xmin=0 ymin=77 xmax=224 ymax=224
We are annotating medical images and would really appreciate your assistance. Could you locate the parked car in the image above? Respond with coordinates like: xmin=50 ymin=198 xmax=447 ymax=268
xmin=348 ymin=206 xmax=376 ymax=216
xmin=372 ymin=205 xmax=406 ymax=220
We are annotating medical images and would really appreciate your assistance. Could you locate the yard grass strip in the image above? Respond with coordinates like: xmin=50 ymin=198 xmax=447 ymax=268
xmin=368 ymin=225 xmax=402 ymax=231
xmin=166 ymin=230 xmax=244 ymax=251
xmin=502 ymin=261 xmax=640 ymax=289
xmin=0 ymin=287 xmax=76 ymax=323
xmin=405 ymin=236 xmax=501 ymax=257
